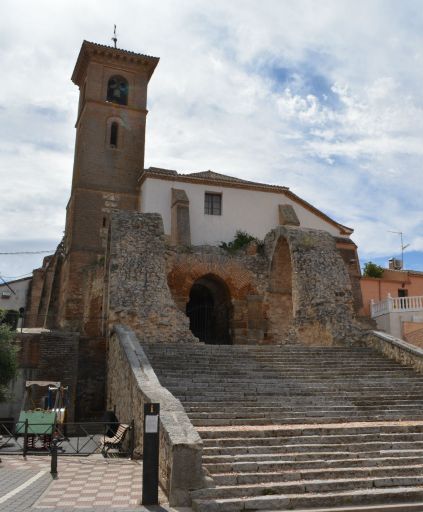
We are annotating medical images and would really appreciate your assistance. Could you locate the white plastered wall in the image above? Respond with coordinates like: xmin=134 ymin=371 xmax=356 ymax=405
xmin=139 ymin=177 xmax=348 ymax=245
xmin=0 ymin=278 xmax=31 ymax=311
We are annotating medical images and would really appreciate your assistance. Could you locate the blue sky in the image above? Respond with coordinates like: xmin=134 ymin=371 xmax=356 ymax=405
xmin=0 ymin=0 xmax=422 ymax=280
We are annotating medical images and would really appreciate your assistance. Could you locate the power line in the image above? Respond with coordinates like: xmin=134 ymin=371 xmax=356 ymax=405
xmin=0 ymin=250 xmax=55 ymax=255
xmin=1 ymin=272 xmax=34 ymax=279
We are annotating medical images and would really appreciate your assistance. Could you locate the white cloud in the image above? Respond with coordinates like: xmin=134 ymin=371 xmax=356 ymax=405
xmin=0 ymin=0 xmax=422 ymax=276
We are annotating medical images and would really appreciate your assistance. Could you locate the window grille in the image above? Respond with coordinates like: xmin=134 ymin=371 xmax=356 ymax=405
xmin=204 ymin=193 xmax=222 ymax=215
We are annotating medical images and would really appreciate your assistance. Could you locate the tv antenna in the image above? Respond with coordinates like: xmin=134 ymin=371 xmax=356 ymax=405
xmin=112 ymin=25 xmax=118 ymax=48
xmin=388 ymin=230 xmax=410 ymax=269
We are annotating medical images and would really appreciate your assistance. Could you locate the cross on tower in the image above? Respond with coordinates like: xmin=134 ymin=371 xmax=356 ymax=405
xmin=112 ymin=25 xmax=117 ymax=48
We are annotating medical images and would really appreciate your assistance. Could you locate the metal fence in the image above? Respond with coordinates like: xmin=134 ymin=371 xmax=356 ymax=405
xmin=0 ymin=420 xmax=134 ymax=458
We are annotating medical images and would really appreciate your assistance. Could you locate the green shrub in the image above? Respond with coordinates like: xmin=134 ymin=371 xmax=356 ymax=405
xmin=363 ymin=261 xmax=384 ymax=278
xmin=220 ymin=230 xmax=262 ymax=254
xmin=0 ymin=312 xmax=18 ymax=402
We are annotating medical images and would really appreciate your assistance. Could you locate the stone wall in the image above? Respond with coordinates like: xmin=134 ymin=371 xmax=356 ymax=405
xmin=3 ymin=331 xmax=106 ymax=422
xmin=75 ymin=336 xmax=106 ymax=421
xmin=362 ymin=330 xmax=423 ymax=374
xmin=107 ymin=212 xmax=364 ymax=346
xmin=265 ymin=226 xmax=362 ymax=345
xmin=107 ymin=211 xmax=196 ymax=343
xmin=82 ymin=264 xmax=105 ymax=337
xmin=107 ymin=325 xmax=204 ymax=506
xmin=14 ymin=331 xmax=80 ymax=421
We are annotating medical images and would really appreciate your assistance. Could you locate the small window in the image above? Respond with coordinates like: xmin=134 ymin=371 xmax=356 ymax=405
xmin=1 ymin=292 xmax=11 ymax=299
xmin=107 ymin=75 xmax=128 ymax=105
xmin=398 ymin=289 xmax=408 ymax=297
xmin=110 ymin=122 xmax=119 ymax=147
xmin=205 ymin=193 xmax=222 ymax=215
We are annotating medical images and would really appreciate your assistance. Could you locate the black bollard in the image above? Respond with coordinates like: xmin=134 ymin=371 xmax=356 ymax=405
xmin=142 ymin=403 xmax=160 ymax=505
xmin=50 ymin=438 xmax=58 ymax=477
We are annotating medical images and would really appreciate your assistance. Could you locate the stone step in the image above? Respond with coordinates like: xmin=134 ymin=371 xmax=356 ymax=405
xmin=191 ymin=475 xmax=423 ymax=500
xmin=168 ymin=385 xmax=421 ymax=392
xmin=211 ymin=464 xmax=423 ymax=486
xmin=203 ymin=449 xmax=423 ymax=464
xmin=168 ymin=387 xmax=417 ymax=394
xmin=144 ymin=341 xmax=423 ymax=510
xmin=186 ymin=404 xmax=423 ymax=414
xmin=202 ymin=433 xmax=423 ymax=447
xmin=203 ymin=455 xmax=423 ymax=473
xmin=198 ymin=425 xmax=423 ymax=439
xmin=273 ymin=503 xmax=423 ymax=512
xmin=185 ymin=399 xmax=423 ymax=409
xmin=156 ymin=367 xmax=407 ymax=371
xmin=175 ymin=393 xmax=423 ymax=403
xmin=188 ymin=408 xmax=423 ymax=420
xmin=159 ymin=371 xmax=414 ymax=378
xmin=191 ymin=415 xmax=423 ymax=427
xmin=192 ymin=487 xmax=423 ymax=512
xmin=203 ymin=441 xmax=423 ymax=456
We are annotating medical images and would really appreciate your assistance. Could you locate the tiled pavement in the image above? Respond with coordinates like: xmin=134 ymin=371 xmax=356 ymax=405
xmin=0 ymin=455 xmax=178 ymax=512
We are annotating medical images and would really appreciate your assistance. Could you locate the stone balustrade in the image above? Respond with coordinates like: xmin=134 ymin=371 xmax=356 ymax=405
xmin=371 ymin=294 xmax=423 ymax=318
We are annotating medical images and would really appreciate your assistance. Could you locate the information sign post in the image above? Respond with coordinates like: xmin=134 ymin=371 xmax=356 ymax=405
xmin=142 ymin=402 xmax=160 ymax=505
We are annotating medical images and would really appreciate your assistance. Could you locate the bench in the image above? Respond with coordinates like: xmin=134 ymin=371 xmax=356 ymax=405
xmin=100 ymin=423 xmax=130 ymax=456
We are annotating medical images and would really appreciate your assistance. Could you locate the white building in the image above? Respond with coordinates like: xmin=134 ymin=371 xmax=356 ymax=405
xmin=0 ymin=276 xmax=31 ymax=311
xmin=0 ymin=277 xmax=31 ymax=327
xmin=139 ymin=168 xmax=353 ymax=246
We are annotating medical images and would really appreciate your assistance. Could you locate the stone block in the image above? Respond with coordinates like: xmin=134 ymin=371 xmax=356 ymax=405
xmin=278 ymin=204 xmax=300 ymax=226
xmin=171 ymin=188 xmax=191 ymax=246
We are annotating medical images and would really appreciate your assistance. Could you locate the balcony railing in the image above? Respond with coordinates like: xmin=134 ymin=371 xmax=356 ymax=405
xmin=371 ymin=294 xmax=423 ymax=318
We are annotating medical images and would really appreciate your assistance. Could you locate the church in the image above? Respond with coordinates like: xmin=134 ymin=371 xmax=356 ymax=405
xmin=20 ymin=41 xmax=423 ymax=510
xmin=26 ymin=40 xmax=362 ymax=345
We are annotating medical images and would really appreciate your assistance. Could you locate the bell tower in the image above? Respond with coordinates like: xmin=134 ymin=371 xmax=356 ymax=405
xmin=59 ymin=41 xmax=159 ymax=331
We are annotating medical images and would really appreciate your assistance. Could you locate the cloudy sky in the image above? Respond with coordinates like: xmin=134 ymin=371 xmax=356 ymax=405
xmin=1 ymin=0 xmax=422 ymax=281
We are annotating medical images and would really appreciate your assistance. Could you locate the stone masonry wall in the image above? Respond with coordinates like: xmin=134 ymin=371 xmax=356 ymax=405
xmin=15 ymin=331 xmax=80 ymax=421
xmin=107 ymin=212 xmax=364 ymax=346
xmin=107 ymin=325 xmax=204 ymax=506
xmin=265 ymin=226 xmax=363 ymax=345
xmin=107 ymin=211 xmax=196 ymax=343
xmin=361 ymin=330 xmax=423 ymax=375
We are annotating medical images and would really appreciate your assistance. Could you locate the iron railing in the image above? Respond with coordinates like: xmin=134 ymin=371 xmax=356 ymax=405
xmin=0 ymin=420 xmax=135 ymax=458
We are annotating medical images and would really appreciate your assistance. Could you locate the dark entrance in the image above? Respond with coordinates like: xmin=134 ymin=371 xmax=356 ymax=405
xmin=186 ymin=274 xmax=232 ymax=344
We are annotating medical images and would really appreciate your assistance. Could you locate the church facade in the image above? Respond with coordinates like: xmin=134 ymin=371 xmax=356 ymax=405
xmin=26 ymin=41 xmax=360 ymax=341
xmin=24 ymin=41 xmax=365 ymax=417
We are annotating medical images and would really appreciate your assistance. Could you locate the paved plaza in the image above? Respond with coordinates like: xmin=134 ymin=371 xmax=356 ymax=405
xmin=0 ymin=455 xmax=179 ymax=512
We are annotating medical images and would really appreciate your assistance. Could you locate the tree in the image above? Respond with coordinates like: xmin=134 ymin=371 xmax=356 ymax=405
xmin=363 ymin=261 xmax=384 ymax=278
xmin=0 ymin=311 xmax=18 ymax=402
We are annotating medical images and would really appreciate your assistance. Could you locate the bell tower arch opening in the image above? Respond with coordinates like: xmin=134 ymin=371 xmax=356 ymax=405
xmin=186 ymin=274 xmax=232 ymax=345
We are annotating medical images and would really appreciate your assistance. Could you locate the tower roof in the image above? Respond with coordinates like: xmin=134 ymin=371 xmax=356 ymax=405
xmin=71 ymin=40 xmax=159 ymax=86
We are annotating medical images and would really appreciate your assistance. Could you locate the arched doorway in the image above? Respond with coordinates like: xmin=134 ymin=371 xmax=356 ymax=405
xmin=186 ymin=274 xmax=232 ymax=344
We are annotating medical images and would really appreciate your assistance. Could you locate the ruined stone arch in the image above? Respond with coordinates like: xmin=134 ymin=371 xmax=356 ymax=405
xmin=265 ymin=226 xmax=357 ymax=345
xmin=267 ymin=235 xmax=294 ymax=343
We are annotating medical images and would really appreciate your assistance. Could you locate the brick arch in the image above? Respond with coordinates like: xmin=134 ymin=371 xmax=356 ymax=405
xmin=187 ymin=273 xmax=233 ymax=344
xmin=167 ymin=255 xmax=259 ymax=305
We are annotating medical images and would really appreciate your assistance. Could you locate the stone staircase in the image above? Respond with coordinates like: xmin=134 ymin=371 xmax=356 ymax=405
xmin=143 ymin=342 xmax=423 ymax=511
